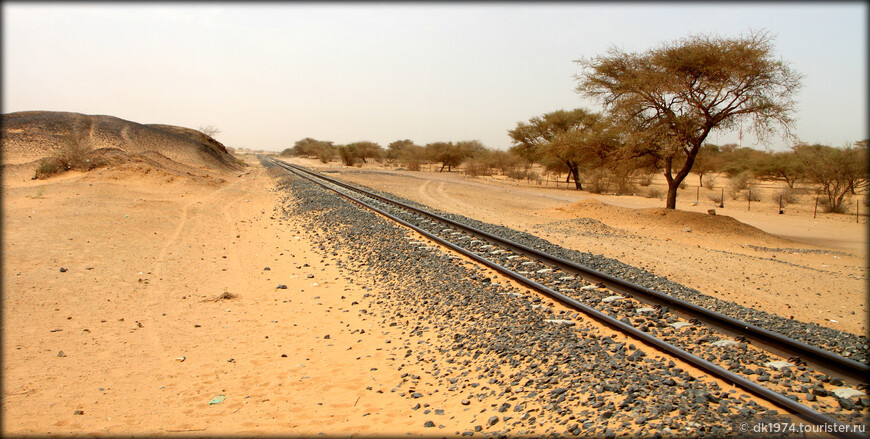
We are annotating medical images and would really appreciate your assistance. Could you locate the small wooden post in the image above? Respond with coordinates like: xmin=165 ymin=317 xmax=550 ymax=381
xmin=696 ymin=186 xmax=700 ymax=204
xmin=813 ymin=197 xmax=818 ymax=218
xmin=747 ymin=189 xmax=751 ymax=211
xmin=857 ymin=200 xmax=860 ymax=223
xmin=719 ymin=188 xmax=724 ymax=208
xmin=779 ymin=194 xmax=784 ymax=214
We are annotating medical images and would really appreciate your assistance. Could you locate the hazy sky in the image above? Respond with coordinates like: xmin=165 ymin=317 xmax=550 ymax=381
xmin=3 ymin=2 xmax=867 ymax=152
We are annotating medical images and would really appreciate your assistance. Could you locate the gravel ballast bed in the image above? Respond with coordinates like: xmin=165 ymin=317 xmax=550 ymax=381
xmin=271 ymin=170 xmax=808 ymax=437
xmin=325 ymin=171 xmax=869 ymax=365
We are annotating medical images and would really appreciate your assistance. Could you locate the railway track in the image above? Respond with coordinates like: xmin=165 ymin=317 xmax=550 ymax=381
xmin=263 ymin=156 xmax=868 ymax=437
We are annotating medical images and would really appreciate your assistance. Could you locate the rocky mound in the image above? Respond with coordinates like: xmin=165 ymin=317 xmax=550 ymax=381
xmin=1 ymin=111 xmax=240 ymax=179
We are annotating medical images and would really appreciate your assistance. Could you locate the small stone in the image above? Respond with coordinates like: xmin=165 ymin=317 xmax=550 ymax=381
xmin=424 ymin=421 xmax=435 ymax=428
xmin=544 ymin=319 xmax=575 ymax=326
xmin=307 ymin=274 xmax=314 ymax=279
xmin=838 ymin=398 xmax=858 ymax=411
xmin=670 ymin=322 xmax=692 ymax=329
xmin=263 ymin=267 xmax=270 ymax=270
xmin=602 ymin=295 xmax=622 ymax=303
xmin=57 ymin=351 xmax=66 ymax=357
xmin=276 ymin=285 xmax=287 ymax=289
xmin=832 ymin=388 xmax=866 ymax=399
xmin=74 ymin=410 xmax=83 ymax=415
xmin=411 ymin=392 xmax=423 ymax=398
xmin=59 ymin=267 xmax=68 ymax=272
xmin=461 ymin=399 xmax=470 ymax=405
xmin=487 ymin=416 xmax=499 ymax=427
xmin=710 ymin=340 xmax=739 ymax=347
xmin=765 ymin=361 xmax=794 ymax=370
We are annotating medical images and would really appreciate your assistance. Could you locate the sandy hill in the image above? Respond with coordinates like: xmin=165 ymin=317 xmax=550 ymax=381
xmin=1 ymin=111 xmax=240 ymax=181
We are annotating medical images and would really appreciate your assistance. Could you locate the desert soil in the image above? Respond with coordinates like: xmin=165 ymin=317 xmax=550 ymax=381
xmin=2 ymin=153 xmax=866 ymax=435
xmin=284 ymin=157 xmax=868 ymax=337
xmin=1 ymin=157 xmax=476 ymax=435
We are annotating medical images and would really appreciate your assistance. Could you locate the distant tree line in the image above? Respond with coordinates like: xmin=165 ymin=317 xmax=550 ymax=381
xmin=280 ymin=30 xmax=867 ymax=213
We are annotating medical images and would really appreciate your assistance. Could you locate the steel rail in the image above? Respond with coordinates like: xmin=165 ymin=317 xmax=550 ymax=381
xmin=264 ymin=156 xmax=865 ymax=438
xmin=272 ymin=157 xmax=869 ymax=386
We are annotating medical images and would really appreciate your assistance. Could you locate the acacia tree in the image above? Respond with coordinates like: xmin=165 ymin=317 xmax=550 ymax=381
xmin=290 ymin=137 xmax=336 ymax=163
xmin=425 ymin=140 xmax=483 ymax=172
xmin=793 ymin=143 xmax=865 ymax=212
xmin=575 ymin=30 xmax=802 ymax=208
xmin=508 ymin=108 xmax=612 ymax=190
xmin=198 ymin=125 xmax=221 ymax=138
xmin=752 ymin=150 xmax=805 ymax=188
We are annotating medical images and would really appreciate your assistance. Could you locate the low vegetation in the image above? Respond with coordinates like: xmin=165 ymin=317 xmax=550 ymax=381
xmin=33 ymin=137 xmax=107 ymax=179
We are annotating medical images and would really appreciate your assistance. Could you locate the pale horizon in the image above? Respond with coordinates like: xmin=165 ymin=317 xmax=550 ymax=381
xmin=3 ymin=2 xmax=867 ymax=152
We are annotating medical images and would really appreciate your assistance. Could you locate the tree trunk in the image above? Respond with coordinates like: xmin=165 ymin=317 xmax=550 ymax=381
xmin=570 ymin=165 xmax=582 ymax=190
xmin=666 ymin=179 xmax=679 ymax=209
xmin=439 ymin=164 xmax=445 ymax=172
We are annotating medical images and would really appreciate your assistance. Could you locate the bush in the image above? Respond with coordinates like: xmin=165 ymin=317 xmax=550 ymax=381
xmin=772 ymin=188 xmax=798 ymax=206
xmin=645 ymin=187 xmax=664 ymax=199
xmin=464 ymin=161 xmax=493 ymax=177
xmin=33 ymin=139 xmax=107 ymax=179
xmin=406 ymin=160 xmax=421 ymax=171
xmin=708 ymin=193 xmax=724 ymax=205
xmin=34 ymin=157 xmax=66 ymax=179
xmin=679 ymin=180 xmax=688 ymax=190
xmin=703 ymin=175 xmax=717 ymax=190
xmin=637 ymin=172 xmax=655 ymax=187
xmin=586 ymin=170 xmax=609 ymax=194
xmin=746 ymin=186 xmax=762 ymax=201
xmin=820 ymin=197 xmax=849 ymax=213
xmin=507 ymin=169 xmax=529 ymax=180
xmin=728 ymin=172 xmax=750 ymax=200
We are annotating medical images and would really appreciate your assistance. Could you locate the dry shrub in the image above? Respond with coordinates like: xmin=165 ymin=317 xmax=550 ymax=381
xmin=772 ymin=188 xmax=798 ymax=206
xmin=708 ymin=193 xmax=724 ymax=205
xmin=33 ymin=138 xmax=107 ymax=179
xmin=464 ymin=161 xmax=493 ymax=177
xmin=746 ymin=186 xmax=762 ymax=202
xmin=507 ymin=169 xmax=530 ymax=180
xmin=205 ymin=290 xmax=237 ymax=302
xmin=645 ymin=186 xmax=664 ymax=199
xmin=728 ymin=172 xmax=750 ymax=200
xmin=637 ymin=172 xmax=655 ymax=187
xmin=679 ymin=180 xmax=688 ymax=190
xmin=703 ymin=175 xmax=717 ymax=190
xmin=586 ymin=170 xmax=609 ymax=194
xmin=405 ymin=160 xmax=421 ymax=171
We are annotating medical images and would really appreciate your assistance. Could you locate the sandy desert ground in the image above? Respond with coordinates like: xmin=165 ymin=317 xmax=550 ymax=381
xmin=2 ymin=156 xmax=495 ymax=435
xmin=2 ymin=148 xmax=867 ymax=436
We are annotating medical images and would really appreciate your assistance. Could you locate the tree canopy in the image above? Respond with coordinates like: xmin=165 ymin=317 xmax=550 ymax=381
xmin=575 ymin=30 xmax=802 ymax=208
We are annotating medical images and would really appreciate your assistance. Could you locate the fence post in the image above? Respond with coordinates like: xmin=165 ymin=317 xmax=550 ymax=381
xmin=719 ymin=188 xmax=724 ymax=208
xmin=696 ymin=186 xmax=700 ymax=204
xmin=857 ymin=200 xmax=860 ymax=223
xmin=779 ymin=194 xmax=784 ymax=214
xmin=748 ymin=189 xmax=751 ymax=211
xmin=813 ymin=197 xmax=818 ymax=219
